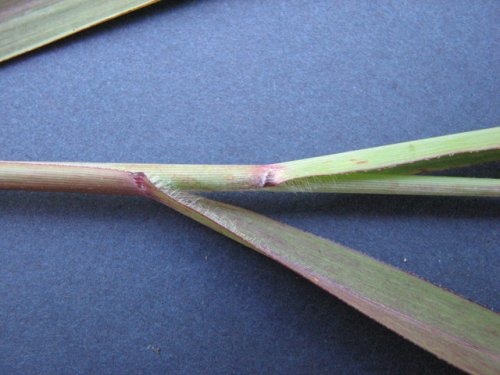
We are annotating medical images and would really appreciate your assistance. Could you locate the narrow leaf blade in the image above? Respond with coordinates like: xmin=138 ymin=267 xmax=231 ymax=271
xmin=0 ymin=0 xmax=158 ymax=62
xmin=145 ymin=180 xmax=500 ymax=374
xmin=278 ymin=127 xmax=500 ymax=182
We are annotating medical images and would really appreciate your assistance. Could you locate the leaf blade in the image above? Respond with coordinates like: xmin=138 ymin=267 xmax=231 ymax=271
xmin=146 ymin=180 xmax=500 ymax=374
xmin=0 ymin=0 xmax=158 ymax=62
xmin=278 ymin=127 xmax=500 ymax=182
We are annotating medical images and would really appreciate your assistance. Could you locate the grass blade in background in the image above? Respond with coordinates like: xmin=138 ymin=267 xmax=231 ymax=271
xmin=0 ymin=0 xmax=159 ymax=62
xmin=146 ymin=180 xmax=500 ymax=374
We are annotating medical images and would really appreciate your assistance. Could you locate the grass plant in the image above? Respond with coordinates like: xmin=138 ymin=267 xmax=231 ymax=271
xmin=1 ymin=128 xmax=499 ymax=373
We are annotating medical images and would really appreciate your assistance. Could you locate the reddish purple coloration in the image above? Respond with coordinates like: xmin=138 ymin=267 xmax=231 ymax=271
xmin=254 ymin=164 xmax=284 ymax=188
xmin=263 ymin=170 xmax=279 ymax=187
xmin=132 ymin=172 xmax=149 ymax=193
xmin=349 ymin=158 xmax=369 ymax=165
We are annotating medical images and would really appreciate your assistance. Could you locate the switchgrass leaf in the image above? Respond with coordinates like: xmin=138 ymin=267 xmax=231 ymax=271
xmin=278 ymin=127 xmax=500 ymax=183
xmin=0 ymin=0 xmax=158 ymax=62
xmin=146 ymin=179 xmax=500 ymax=374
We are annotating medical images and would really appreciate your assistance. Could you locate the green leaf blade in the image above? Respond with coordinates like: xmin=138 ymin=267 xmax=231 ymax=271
xmin=0 ymin=0 xmax=159 ymax=62
xmin=146 ymin=180 xmax=500 ymax=374
xmin=278 ymin=127 xmax=500 ymax=182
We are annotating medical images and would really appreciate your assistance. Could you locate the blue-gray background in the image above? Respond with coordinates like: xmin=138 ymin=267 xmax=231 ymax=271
xmin=1 ymin=1 xmax=499 ymax=374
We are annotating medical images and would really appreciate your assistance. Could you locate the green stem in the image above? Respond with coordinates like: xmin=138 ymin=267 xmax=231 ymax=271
xmin=1 ymin=127 xmax=498 ymax=196
xmin=1 ymin=162 xmax=499 ymax=197
xmin=0 ymin=161 xmax=263 ymax=192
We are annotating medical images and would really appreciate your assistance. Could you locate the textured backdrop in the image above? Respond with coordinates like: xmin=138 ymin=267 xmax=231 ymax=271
xmin=1 ymin=1 xmax=499 ymax=374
